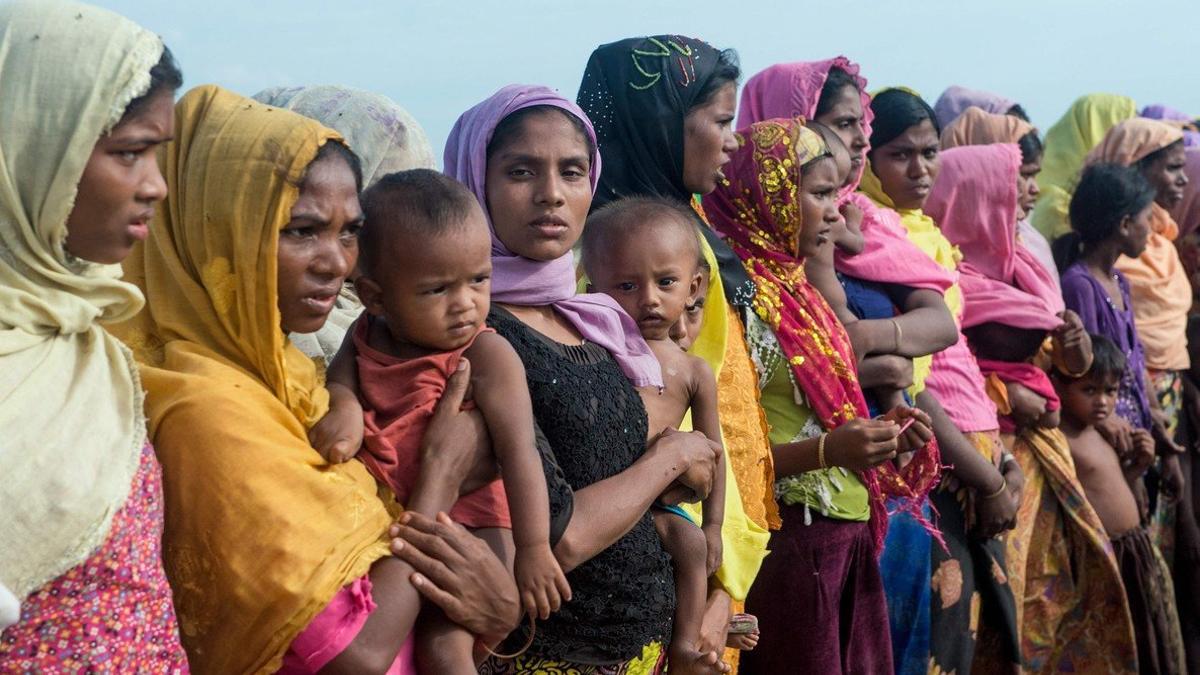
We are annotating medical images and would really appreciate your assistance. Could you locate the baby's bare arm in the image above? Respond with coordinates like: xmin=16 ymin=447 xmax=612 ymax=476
xmin=805 ymin=255 xmax=858 ymax=327
xmin=689 ymin=357 xmax=725 ymax=531
xmin=465 ymin=333 xmax=548 ymax=548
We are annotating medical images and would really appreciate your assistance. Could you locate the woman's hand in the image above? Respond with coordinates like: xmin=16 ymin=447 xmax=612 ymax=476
xmin=973 ymin=472 xmax=1018 ymax=538
xmin=1053 ymin=310 xmax=1092 ymax=376
xmin=654 ymin=428 xmax=720 ymax=504
xmin=389 ymin=512 xmax=521 ymax=641
xmin=408 ymin=360 xmax=495 ymax=515
xmin=1005 ymin=381 xmax=1048 ymax=430
xmin=825 ymin=418 xmax=900 ymax=472
xmin=880 ymin=405 xmax=933 ymax=453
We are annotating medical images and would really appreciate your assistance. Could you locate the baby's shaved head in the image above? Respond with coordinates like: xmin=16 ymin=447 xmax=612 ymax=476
xmin=580 ymin=196 xmax=701 ymax=277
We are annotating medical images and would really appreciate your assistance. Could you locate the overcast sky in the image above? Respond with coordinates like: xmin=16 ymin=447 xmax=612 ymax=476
xmin=102 ymin=0 xmax=1200 ymax=164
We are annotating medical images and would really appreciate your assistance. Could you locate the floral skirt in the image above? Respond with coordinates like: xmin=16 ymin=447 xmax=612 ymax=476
xmin=0 ymin=444 xmax=188 ymax=673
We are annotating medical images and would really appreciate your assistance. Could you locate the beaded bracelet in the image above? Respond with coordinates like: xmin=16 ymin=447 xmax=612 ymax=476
xmin=818 ymin=432 xmax=828 ymax=469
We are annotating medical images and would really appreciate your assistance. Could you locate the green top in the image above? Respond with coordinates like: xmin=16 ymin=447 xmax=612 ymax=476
xmin=745 ymin=313 xmax=870 ymax=522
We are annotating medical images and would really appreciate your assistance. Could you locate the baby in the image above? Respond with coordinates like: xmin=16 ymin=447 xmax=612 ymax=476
xmin=580 ymin=196 xmax=728 ymax=671
xmin=330 ymin=169 xmax=567 ymax=671
xmin=1054 ymin=334 xmax=1184 ymax=673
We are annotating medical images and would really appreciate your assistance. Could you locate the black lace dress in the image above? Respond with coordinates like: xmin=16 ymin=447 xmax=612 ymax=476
xmin=487 ymin=306 xmax=674 ymax=665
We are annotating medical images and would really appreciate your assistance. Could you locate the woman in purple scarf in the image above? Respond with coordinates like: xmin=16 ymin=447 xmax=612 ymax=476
xmin=446 ymin=84 xmax=725 ymax=675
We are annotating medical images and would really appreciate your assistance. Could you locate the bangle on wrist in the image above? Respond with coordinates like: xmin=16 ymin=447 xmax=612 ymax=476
xmin=982 ymin=476 xmax=1008 ymax=500
xmin=891 ymin=319 xmax=902 ymax=353
xmin=817 ymin=433 xmax=828 ymax=469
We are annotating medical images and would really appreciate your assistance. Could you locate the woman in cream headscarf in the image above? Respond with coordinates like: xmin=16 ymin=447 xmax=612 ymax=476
xmin=0 ymin=0 xmax=188 ymax=670
xmin=117 ymin=84 xmax=519 ymax=674
xmin=251 ymin=85 xmax=437 ymax=366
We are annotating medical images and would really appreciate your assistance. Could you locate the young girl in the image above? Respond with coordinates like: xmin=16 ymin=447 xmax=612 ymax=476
xmin=1057 ymin=163 xmax=1160 ymax=456
xmin=333 ymin=169 xmax=569 ymax=672
xmin=0 ymin=2 xmax=188 ymax=669
xmin=1054 ymin=336 xmax=1186 ymax=675
xmin=863 ymin=88 xmax=1024 ymax=673
xmin=580 ymin=195 xmax=728 ymax=671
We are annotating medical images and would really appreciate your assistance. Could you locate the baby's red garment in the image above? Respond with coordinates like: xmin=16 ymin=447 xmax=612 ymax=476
xmin=354 ymin=317 xmax=510 ymax=529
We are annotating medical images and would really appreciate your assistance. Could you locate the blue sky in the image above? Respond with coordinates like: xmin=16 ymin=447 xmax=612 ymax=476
xmin=103 ymin=0 xmax=1200 ymax=164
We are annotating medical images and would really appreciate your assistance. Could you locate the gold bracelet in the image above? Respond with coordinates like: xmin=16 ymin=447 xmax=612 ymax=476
xmin=891 ymin=319 xmax=902 ymax=353
xmin=817 ymin=433 xmax=828 ymax=469
xmin=982 ymin=477 xmax=1008 ymax=500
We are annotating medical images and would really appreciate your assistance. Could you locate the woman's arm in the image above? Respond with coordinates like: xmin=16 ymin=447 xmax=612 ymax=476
xmin=847 ymin=288 xmax=958 ymax=358
xmin=772 ymin=417 xmax=900 ymax=477
xmin=857 ymin=354 xmax=914 ymax=391
xmin=553 ymin=428 xmax=720 ymax=572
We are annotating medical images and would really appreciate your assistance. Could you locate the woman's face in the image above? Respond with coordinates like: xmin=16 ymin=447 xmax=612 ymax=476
xmin=797 ymin=157 xmax=841 ymax=258
xmin=682 ymin=81 xmax=739 ymax=195
xmin=63 ymin=90 xmax=174 ymax=264
xmin=1015 ymin=159 xmax=1042 ymax=220
xmin=276 ymin=150 xmax=362 ymax=334
xmin=869 ymin=119 xmax=941 ymax=211
xmin=1119 ymin=203 xmax=1154 ymax=259
xmin=1141 ymin=142 xmax=1188 ymax=209
xmin=813 ymin=84 xmax=869 ymax=178
xmin=485 ymin=109 xmax=593 ymax=261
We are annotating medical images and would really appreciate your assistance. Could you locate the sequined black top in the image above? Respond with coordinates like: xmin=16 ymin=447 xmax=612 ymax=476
xmin=488 ymin=306 xmax=674 ymax=664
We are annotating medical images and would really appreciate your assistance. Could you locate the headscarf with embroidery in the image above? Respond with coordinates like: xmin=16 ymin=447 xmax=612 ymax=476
xmin=114 ymin=85 xmax=393 ymax=673
xmin=927 ymin=144 xmax=1065 ymax=323
xmin=705 ymin=118 xmax=942 ymax=551
xmin=576 ymin=35 xmax=755 ymax=307
xmin=933 ymin=84 xmax=1018 ymax=129
xmin=1030 ymin=93 xmax=1137 ymax=239
xmin=444 ymin=83 xmax=662 ymax=388
xmin=0 ymin=0 xmax=163 ymax=605
xmin=1084 ymin=118 xmax=1191 ymax=371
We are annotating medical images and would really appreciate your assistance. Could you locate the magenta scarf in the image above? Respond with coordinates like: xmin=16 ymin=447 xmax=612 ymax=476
xmin=738 ymin=58 xmax=955 ymax=294
xmin=926 ymin=144 xmax=1065 ymax=329
xmin=443 ymin=84 xmax=662 ymax=388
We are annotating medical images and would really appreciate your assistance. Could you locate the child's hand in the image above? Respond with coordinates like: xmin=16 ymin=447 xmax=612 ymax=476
xmin=515 ymin=542 xmax=571 ymax=620
xmin=702 ymin=523 xmax=723 ymax=577
xmin=308 ymin=387 xmax=364 ymax=463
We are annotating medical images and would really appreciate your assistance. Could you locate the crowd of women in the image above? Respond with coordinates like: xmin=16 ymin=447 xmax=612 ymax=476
xmin=4 ymin=1 xmax=1200 ymax=673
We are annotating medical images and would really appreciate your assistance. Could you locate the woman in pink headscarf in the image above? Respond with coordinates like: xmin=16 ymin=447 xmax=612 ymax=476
xmin=928 ymin=143 xmax=1138 ymax=673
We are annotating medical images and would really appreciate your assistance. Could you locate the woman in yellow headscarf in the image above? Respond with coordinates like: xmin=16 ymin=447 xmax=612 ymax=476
xmin=1030 ymin=93 xmax=1137 ymax=240
xmin=116 ymin=84 xmax=518 ymax=674
xmin=0 ymin=1 xmax=188 ymax=670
